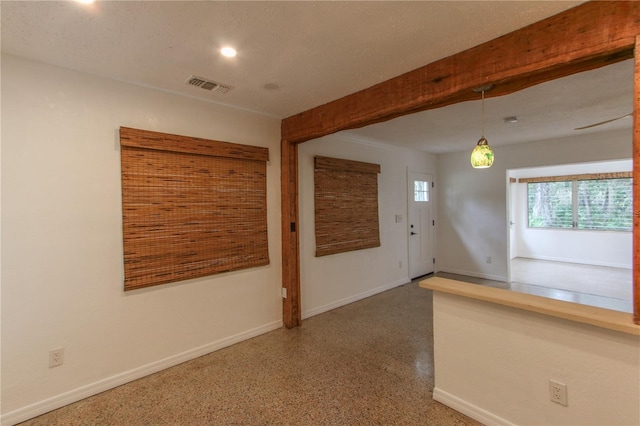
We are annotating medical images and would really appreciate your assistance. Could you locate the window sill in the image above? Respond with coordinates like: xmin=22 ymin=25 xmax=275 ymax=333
xmin=420 ymin=277 xmax=640 ymax=336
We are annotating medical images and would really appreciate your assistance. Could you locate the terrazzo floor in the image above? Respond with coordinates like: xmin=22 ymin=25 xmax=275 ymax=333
xmin=19 ymin=280 xmax=482 ymax=426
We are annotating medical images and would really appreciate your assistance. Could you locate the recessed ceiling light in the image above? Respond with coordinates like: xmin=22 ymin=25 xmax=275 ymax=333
xmin=221 ymin=47 xmax=237 ymax=58
xmin=504 ymin=116 xmax=519 ymax=124
xmin=75 ymin=0 xmax=95 ymax=4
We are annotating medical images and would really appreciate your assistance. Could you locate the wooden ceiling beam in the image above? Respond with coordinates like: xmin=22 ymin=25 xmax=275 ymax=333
xmin=281 ymin=1 xmax=639 ymax=145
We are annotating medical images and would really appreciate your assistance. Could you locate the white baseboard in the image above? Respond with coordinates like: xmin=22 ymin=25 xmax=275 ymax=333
xmin=437 ymin=267 xmax=506 ymax=283
xmin=302 ymin=278 xmax=410 ymax=319
xmin=1 ymin=320 xmax=282 ymax=426
xmin=433 ymin=387 xmax=515 ymax=426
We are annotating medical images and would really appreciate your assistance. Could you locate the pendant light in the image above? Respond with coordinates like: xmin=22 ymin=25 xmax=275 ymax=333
xmin=470 ymin=85 xmax=494 ymax=169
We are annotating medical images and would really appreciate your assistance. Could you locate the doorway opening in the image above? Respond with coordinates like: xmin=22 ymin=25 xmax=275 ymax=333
xmin=507 ymin=159 xmax=632 ymax=312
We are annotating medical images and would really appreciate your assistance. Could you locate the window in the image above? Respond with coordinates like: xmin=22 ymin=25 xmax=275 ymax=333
xmin=120 ymin=127 xmax=269 ymax=290
xmin=314 ymin=156 xmax=381 ymax=257
xmin=577 ymin=178 xmax=632 ymax=230
xmin=414 ymin=180 xmax=430 ymax=202
xmin=524 ymin=172 xmax=632 ymax=232
xmin=527 ymin=181 xmax=573 ymax=228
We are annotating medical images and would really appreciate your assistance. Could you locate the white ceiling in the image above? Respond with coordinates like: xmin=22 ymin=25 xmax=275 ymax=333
xmin=340 ymin=59 xmax=634 ymax=153
xmin=2 ymin=0 xmax=632 ymax=153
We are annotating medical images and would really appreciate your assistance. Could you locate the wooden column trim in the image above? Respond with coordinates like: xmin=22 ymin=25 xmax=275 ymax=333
xmin=281 ymin=138 xmax=301 ymax=328
xmin=633 ymin=36 xmax=640 ymax=325
xmin=280 ymin=1 xmax=640 ymax=327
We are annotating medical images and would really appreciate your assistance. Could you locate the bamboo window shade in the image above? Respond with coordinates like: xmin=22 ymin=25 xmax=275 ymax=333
xmin=518 ymin=172 xmax=632 ymax=183
xmin=120 ymin=127 xmax=269 ymax=291
xmin=314 ymin=156 xmax=381 ymax=257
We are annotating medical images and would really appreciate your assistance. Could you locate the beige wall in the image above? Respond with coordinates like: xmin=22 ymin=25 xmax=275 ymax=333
xmin=2 ymin=52 xmax=637 ymax=426
xmin=1 ymin=55 xmax=282 ymax=423
xmin=432 ymin=292 xmax=640 ymax=425
xmin=298 ymin=134 xmax=436 ymax=317
xmin=436 ymin=129 xmax=632 ymax=281
xmin=511 ymin=160 xmax=632 ymax=269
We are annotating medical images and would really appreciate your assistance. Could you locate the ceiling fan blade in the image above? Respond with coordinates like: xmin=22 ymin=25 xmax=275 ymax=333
xmin=574 ymin=112 xmax=632 ymax=130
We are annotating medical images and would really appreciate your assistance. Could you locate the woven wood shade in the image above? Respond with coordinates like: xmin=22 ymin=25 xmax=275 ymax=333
xmin=120 ymin=127 xmax=269 ymax=290
xmin=314 ymin=156 xmax=381 ymax=257
xmin=519 ymin=172 xmax=632 ymax=184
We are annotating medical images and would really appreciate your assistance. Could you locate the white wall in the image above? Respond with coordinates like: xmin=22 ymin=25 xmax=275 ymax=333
xmin=1 ymin=55 xmax=283 ymax=424
xmin=511 ymin=160 xmax=632 ymax=269
xmin=298 ymin=134 xmax=436 ymax=318
xmin=437 ymin=130 xmax=631 ymax=281
xmin=432 ymin=292 xmax=640 ymax=426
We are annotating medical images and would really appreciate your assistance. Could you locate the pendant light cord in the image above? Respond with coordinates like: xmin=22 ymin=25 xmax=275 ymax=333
xmin=481 ymin=90 xmax=485 ymax=138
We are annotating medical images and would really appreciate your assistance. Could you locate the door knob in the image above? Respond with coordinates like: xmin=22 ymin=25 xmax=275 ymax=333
xmin=410 ymin=231 xmax=417 ymax=235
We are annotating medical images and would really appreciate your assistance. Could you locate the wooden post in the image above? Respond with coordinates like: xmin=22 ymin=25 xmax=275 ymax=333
xmin=633 ymin=36 xmax=640 ymax=325
xmin=281 ymin=138 xmax=301 ymax=328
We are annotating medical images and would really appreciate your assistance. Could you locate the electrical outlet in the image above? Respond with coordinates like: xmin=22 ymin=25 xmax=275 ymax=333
xmin=399 ymin=261 xmax=403 ymax=269
xmin=49 ymin=348 xmax=64 ymax=368
xmin=549 ymin=380 xmax=568 ymax=406
xmin=486 ymin=256 xmax=492 ymax=264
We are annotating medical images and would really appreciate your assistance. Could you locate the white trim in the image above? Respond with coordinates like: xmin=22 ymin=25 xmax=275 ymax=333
xmin=302 ymin=278 xmax=410 ymax=319
xmin=437 ymin=267 xmax=506 ymax=283
xmin=433 ymin=387 xmax=516 ymax=426
xmin=1 ymin=320 xmax=282 ymax=426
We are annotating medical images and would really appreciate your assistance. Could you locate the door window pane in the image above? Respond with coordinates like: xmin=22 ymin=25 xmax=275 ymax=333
xmin=414 ymin=180 xmax=429 ymax=202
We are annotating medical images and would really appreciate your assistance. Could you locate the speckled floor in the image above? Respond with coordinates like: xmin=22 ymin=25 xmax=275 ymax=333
xmin=19 ymin=280 xmax=482 ymax=426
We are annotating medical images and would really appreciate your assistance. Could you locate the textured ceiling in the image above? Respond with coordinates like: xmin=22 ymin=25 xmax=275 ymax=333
xmin=2 ymin=1 xmax=583 ymax=117
xmin=340 ymin=58 xmax=634 ymax=153
xmin=3 ymin=1 xmax=629 ymax=154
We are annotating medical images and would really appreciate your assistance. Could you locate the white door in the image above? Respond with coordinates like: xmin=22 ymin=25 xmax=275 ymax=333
xmin=408 ymin=171 xmax=434 ymax=279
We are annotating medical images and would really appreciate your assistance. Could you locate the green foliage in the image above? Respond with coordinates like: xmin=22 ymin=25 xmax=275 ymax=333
xmin=528 ymin=178 xmax=631 ymax=232
xmin=528 ymin=181 xmax=573 ymax=228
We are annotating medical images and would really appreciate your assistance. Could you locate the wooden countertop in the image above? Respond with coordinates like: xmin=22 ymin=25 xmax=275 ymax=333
xmin=420 ymin=277 xmax=640 ymax=336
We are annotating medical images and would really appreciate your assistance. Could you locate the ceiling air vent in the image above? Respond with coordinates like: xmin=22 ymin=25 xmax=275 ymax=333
xmin=185 ymin=75 xmax=233 ymax=94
